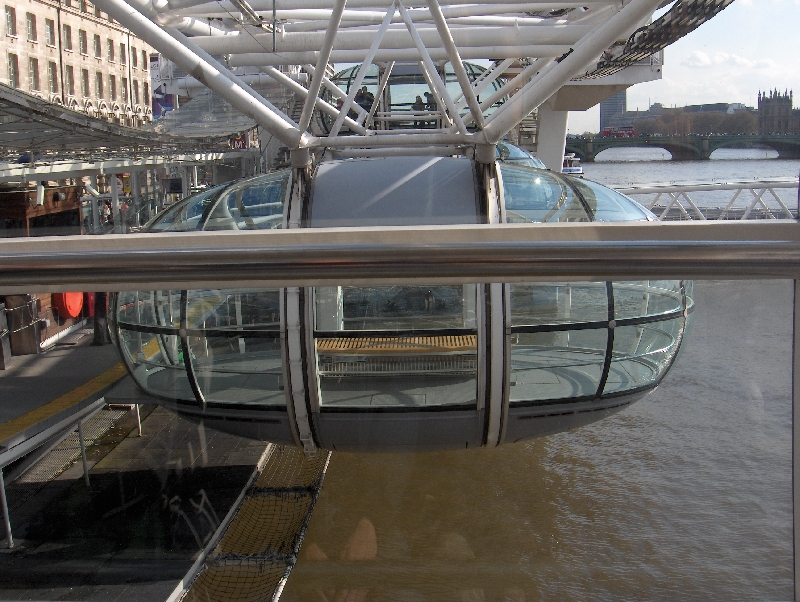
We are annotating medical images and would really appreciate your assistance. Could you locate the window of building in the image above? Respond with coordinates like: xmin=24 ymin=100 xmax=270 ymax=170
xmin=131 ymin=46 xmax=137 ymax=69
xmin=5 ymin=6 xmax=16 ymax=37
xmin=63 ymin=0 xmax=71 ymax=7
xmin=78 ymin=29 xmax=87 ymax=55
xmin=141 ymin=49 xmax=146 ymax=70
xmin=28 ymin=57 xmax=39 ymax=90
xmin=44 ymin=18 xmax=55 ymax=46
xmin=65 ymin=64 xmax=74 ymax=95
xmin=119 ymin=42 xmax=125 ymax=65
xmin=109 ymin=73 xmax=115 ymax=100
xmin=93 ymin=33 xmax=101 ymax=58
xmin=121 ymin=76 xmax=127 ymax=103
xmin=62 ymin=24 xmax=72 ymax=50
xmin=48 ymin=60 xmax=57 ymax=93
xmin=25 ymin=12 xmax=35 ymax=42
xmin=132 ymin=79 xmax=138 ymax=104
xmin=107 ymin=38 xmax=114 ymax=62
xmin=95 ymin=70 xmax=102 ymax=98
xmin=94 ymin=6 xmax=101 ymax=17
xmin=7 ymin=52 xmax=19 ymax=88
xmin=80 ymin=67 xmax=88 ymax=96
xmin=143 ymin=81 xmax=148 ymax=102
xmin=80 ymin=0 xmax=88 ymax=12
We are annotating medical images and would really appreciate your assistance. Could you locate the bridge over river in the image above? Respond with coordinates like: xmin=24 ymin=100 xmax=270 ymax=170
xmin=565 ymin=134 xmax=800 ymax=162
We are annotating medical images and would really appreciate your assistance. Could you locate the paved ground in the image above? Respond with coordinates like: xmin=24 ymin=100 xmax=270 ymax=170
xmin=0 ymin=334 xmax=121 ymax=424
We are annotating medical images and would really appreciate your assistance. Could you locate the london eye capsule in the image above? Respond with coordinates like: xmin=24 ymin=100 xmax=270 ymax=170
xmin=110 ymin=153 xmax=693 ymax=451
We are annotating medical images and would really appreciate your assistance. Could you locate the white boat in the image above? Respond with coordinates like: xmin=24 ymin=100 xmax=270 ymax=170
xmin=562 ymin=153 xmax=584 ymax=176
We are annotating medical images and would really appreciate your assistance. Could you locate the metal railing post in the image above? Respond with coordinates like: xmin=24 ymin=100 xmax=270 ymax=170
xmin=0 ymin=468 xmax=12 ymax=549
xmin=794 ymin=278 xmax=800 ymax=601
xmin=78 ymin=421 xmax=90 ymax=488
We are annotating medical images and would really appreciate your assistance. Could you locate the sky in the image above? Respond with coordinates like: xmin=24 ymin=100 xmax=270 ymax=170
xmin=567 ymin=0 xmax=800 ymax=133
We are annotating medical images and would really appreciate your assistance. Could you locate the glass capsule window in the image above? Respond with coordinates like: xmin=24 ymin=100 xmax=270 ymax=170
xmin=145 ymin=171 xmax=289 ymax=233
xmin=500 ymin=165 xmax=590 ymax=223
xmin=570 ymin=177 xmax=654 ymax=222
xmin=184 ymin=289 xmax=284 ymax=406
xmin=308 ymin=157 xmax=481 ymax=410
xmin=499 ymin=164 xmax=657 ymax=223
xmin=114 ymin=288 xmax=286 ymax=407
xmin=112 ymin=172 xmax=290 ymax=409
xmin=313 ymin=284 xmax=479 ymax=410
xmin=508 ymin=281 xmax=692 ymax=405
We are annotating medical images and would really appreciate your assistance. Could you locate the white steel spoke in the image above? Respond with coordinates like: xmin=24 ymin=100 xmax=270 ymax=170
xmin=428 ymin=0 xmax=484 ymax=128
xmin=298 ymin=0 xmax=347 ymax=134
xmin=398 ymin=3 xmax=467 ymax=135
xmin=475 ymin=58 xmax=555 ymax=116
xmin=260 ymin=66 xmax=367 ymax=134
xmin=417 ymin=60 xmax=453 ymax=129
xmin=455 ymin=58 xmax=514 ymax=111
xmin=92 ymin=0 xmax=302 ymax=145
xmin=366 ymin=60 xmax=394 ymax=128
xmin=482 ymin=0 xmax=663 ymax=143
xmin=769 ymin=188 xmax=794 ymax=218
xmin=329 ymin=2 xmax=396 ymax=137
xmin=304 ymin=64 xmax=369 ymax=122
xmin=89 ymin=0 xmax=730 ymax=152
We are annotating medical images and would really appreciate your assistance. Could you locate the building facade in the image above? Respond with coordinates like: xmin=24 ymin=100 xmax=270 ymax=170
xmin=758 ymin=89 xmax=800 ymax=135
xmin=599 ymin=89 xmax=627 ymax=131
xmin=2 ymin=0 xmax=154 ymax=126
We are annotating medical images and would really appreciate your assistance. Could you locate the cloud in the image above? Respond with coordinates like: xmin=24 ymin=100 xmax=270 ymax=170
xmin=682 ymin=51 xmax=713 ymax=68
xmin=681 ymin=51 xmax=776 ymax=71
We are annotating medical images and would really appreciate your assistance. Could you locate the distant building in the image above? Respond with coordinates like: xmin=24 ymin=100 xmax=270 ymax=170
xmin=683 ymin=103 xmax=729 ymax=113
xmin=600 ymin=90 xmax=627 ymax=131
xmin=758 ymin=89 xmax=800 ymax=135
xmin=1 ymin=0 xmax=155 ymax=126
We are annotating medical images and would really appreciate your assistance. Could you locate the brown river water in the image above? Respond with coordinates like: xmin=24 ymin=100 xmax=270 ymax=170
xmin=282 ymin=279 xmax=793 ymax=601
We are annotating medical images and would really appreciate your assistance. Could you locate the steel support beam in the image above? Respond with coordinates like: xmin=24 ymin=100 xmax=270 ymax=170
xmin=189 ymin=23 xmax=591 ymax=54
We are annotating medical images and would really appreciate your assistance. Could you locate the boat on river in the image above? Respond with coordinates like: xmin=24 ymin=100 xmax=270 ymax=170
xmin=562 ymin=153 xmax=584 ymax=176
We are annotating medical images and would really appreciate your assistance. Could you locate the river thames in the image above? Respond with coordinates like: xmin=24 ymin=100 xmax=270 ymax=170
xmin=282 ymin=150 xmax=800 ymax=601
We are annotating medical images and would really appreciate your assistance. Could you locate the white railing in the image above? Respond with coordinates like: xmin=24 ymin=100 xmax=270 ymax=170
xmin=617 ymin=178 xmax=799 ymax=221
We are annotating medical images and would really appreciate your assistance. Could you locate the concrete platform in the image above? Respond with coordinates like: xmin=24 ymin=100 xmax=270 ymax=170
xmin=0 ymin=335 xmax=125 ymax=452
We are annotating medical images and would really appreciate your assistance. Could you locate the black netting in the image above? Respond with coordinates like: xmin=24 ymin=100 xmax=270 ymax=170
xmin=181 ymin=444 xmax=330 ymax=602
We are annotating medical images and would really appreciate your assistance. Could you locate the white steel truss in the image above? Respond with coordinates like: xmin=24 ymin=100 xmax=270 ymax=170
xmin=87 ymin=0 xmax=733 ymax=156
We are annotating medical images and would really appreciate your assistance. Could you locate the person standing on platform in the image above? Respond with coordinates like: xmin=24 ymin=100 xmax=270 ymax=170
xmin=412 ymin=96 xmax=425 ymax=128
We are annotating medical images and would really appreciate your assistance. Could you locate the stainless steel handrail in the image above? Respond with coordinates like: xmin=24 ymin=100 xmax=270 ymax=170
xmin=1 ymin=221 xmax=799 ymax=292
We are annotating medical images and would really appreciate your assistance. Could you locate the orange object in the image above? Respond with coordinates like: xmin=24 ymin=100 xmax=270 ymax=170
xmin=52 ymin=292 xmax=84 ymax=318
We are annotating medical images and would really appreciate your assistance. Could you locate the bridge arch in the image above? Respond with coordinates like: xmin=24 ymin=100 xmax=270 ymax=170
xmin=592 ymin=145 xmax=673 ymax=162
xmin=708 ymin=136 xmax=800 ymax=160
xmin=566 ymin=137 xmax=705 ymax=162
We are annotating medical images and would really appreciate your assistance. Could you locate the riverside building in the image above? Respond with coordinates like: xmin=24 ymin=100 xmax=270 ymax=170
xmin=758 ymin=89 xmax=800 ymax=135
xmin=2 ymin=0 xmax=155 ymax=126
